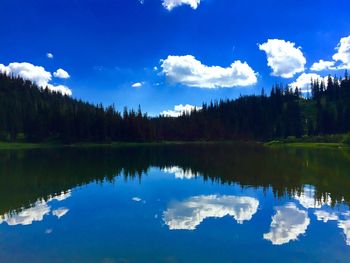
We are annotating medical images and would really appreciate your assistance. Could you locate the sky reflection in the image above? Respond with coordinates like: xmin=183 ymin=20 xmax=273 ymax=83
xmin=0 ymin=191 xmax=71 ymax=226
xmin=162 ymin=166 xmax=199 ymax=180
xmin=294 ymin=185 xmax=332 ymax=209
xmin=264 ymin=203 xmax=310 ymax=245
xmin=163 ymin=195 xmax=259 ymax=230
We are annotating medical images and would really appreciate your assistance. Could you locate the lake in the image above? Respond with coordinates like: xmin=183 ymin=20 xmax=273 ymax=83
xmin=0 ymin=143 xmax=350 ymax=262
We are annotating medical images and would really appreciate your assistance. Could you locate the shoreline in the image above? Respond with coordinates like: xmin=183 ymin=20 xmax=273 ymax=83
xmin=0 ymin=139 xmax=348 ymax=150
xmin=0 ymin=141 xmax=249 ymax=150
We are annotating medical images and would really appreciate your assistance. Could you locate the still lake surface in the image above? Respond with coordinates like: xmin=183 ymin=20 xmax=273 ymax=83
xmin=0 ymin=143 xmax=350 ymax=262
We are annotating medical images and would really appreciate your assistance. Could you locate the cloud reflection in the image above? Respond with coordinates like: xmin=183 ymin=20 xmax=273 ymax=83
xmin=294 ymin=185 xmax=331 ymax=209
xmin=52 ymin=208 xmax=69 ymax=219
xmin=163 ymin=195 xmax=259 ymax=230
xmin=314 ymin=210 xmax=339 ymax=223
xmin=264 ymin=203 xmax=310 ymax=245
xmin=0 ymin=191 xmax=71 ymax=226
xmin=338 ymin=214 xmax=350 ymax=246
xmin=162 ymin=166 xmax=199 ymax=180
xmin=48 ymin=191 xmax=71 ymax=202
xmin=0 ymin=200 xmax=50 ymax=226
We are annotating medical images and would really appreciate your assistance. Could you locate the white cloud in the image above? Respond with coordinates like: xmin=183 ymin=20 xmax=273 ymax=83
xmin=131 ymin=82 xmax=143 ymax=88
xmin=163 ymin=195 xmax=259 ymax=230
xmin=160 ymin=104 xmax=202 ymax=117
xmin=0 ymin=62 xmax=72 ymax=96
xmin=46 ymin=53 xmax=54 ymax=59
xmin=294 ymin=185 xmax=331 ymax=209
xmin=0 ymin=62 xmax=51 ymax=87
xmin=52 ymin=208 xmax=69 ymax=219
xmin=290 ymin=73 xmax=329 ymax=93
xmin=53 ymin=68 xmax=70 ymax=79
xmin=162 ymin=166 xmax=199 ymax=179
xmin=314 ymin=210 xmax=339 ymax=223
xmin=263 ymin=203 xmax=310 ymax=245
xmin=333 ymin=35 xmax=350 ymax=69
xmin=259 ymin=39 xmax=306 ymax=78
xmin=161 ymin=55 xmax=257 ymax=88
xmin=309 ymin=35 xmax=350 ymax=71
xmin=310 ymin=60 xmax=336 ymax=71
xmin=46 ymin=84 xmax=72 ymax=96
xmin=162 ymin=0 xmax=200 ymax=11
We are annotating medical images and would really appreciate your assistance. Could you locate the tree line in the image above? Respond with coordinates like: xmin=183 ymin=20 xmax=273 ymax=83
xmin=0 ymin=71 xmax=349 ymax=143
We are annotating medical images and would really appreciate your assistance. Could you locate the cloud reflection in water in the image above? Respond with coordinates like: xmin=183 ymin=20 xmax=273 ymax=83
xmin=264 ymin=203 xmax=310 ymax=245
xmin=294 ymin=185 xmax=331 ymax=209
xmin=0 ymin=191 xmax=71 ymax=226
xmin=163 ymin=195 xmax=259 ymax=230
xmin=162 ymin=166 xmax=199 ymax=180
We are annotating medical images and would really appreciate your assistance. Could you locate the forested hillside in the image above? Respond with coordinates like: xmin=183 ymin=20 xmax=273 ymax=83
xmin=0 ymin=72 xmax=349 ymax=143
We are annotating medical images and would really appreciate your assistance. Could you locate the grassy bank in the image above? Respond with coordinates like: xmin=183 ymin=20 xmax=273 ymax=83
xmin=265 ymin=133 xmax=350 ymax=149
xmin=0 ymin=140 xmax=230 ymax=150
xmin=0 ymin=141 xmax=68 ymax=150
xmin=1 ymin=135 xmax=349 ymax=150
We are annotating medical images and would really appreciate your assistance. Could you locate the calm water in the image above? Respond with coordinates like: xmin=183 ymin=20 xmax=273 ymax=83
xmin=1 ymin=143 xmax=350 ymax=262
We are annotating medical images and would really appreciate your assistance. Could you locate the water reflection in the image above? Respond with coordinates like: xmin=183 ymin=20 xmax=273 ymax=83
xmin=52 ymin=208 xmax=69 ymax=219
xmin=163 ymin=195 xmax=259 ymax=230
xmin=0 ymin=144 xmax=350 ymax=262
xmin=1 ymin=144 xmax=350 ymax=215
xmin=314 ymin=210 xmax=339 ymax=223
xmin=264 ymin=203 xmax=310 ymax=245
xmin=162 ymin=166 xmax=199 ymax=179
xmin=294 ymin=185 xmax=332 ymax=209
xmin=48 ymin=191 xmax=71 ymax=202
xmin=0 ymin=191 xmax=70 ymax=226
xmin=0 ymin=200 xmax=50 ymax=226
xmin=339 ymin=215 xmax=350 ymax=245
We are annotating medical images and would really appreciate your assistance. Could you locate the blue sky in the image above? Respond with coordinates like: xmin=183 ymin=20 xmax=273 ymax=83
xmin=1 ymin=0 xmax=350 ymax=115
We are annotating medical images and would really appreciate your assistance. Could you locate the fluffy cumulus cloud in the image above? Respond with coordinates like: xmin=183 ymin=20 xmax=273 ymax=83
xmin=162 ymin=0 xmax=200 ymax=11
xmin=263 ymin=203 xmax=310 ymax=245
xmin=162 ymin=166 xmax=199 ymax=179
xmin=163 ymin=195 xmax=259 ymax=230
xmin=290 ymin=73 xmax=329 ymax=93
xmin=53 ymin=68 xmax=70 ymax=79
xmin=311 ymin=35 xmax=350 ymax=71
xmin=310 ymin=60 xmax=336 ymax=71
xmin=131 ymin=82 xmax=143 ymax=88
xmin=161 ymin=55 xmax=257 ymax=88
xmin=46 ymin=84 xmax=72 ymax=95
xmin=160 ymin=104 xmax=202 ymax=117
xmin=46 ymin=53 xmax=54 ymax=59
xmin=0 ymin=62 xmax=72 ymax=96
xmin=0 ymin=62 xmax=51 ymax=87
xmin=333 ymin=35 xmax=350 ymax=68
xmin=259 ymin=39 xmax=306 ymax=78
